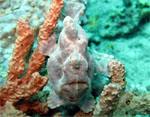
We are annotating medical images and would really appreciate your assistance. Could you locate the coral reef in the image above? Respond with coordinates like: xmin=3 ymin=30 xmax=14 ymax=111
xmin=0 ymin=18 xmax=48 ymax=105
xmin=0 ymin=0 xmax=150 ymax=116
xmin=0 ymin=0 xmax=64 ymax=115
xmin=93 ymin=59 xmax=126 ymax=116
xmin=109 ymin=60 xmax=126 ymax=91
xmin=114 ymin=91 xmax=150 ymax=116
xmin=0 ymin=101 xmax=28 ymax=117
xmin=15 ymin=101 xmax=49 ymax=114
xmin=27 ymin=0 xmax=64 ymax=76
xmin=0 ymin=0 xmax=52 ymax=83
xmin=85 ymin=0 xmax=150 ymax=39
xmin=94 ymin=84 xmax=122 ymax=116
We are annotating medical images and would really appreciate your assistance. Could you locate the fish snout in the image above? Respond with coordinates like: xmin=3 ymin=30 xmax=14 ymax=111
xmin=72 ymin=60 xmax=80 ymax=69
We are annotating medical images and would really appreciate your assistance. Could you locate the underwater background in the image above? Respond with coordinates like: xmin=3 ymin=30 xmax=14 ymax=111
xmin=0 ymin=0 xmax=150 ymax=116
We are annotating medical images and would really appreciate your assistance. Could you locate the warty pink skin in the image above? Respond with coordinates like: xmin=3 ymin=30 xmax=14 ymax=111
xmin=46 ymin=16 xmax=91 ymax=103
xmin=39 ymin=16 xmax=115 ymax=113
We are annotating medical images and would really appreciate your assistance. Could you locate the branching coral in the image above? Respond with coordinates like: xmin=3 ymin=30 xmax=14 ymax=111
xmin=7 ymin=18 xmax=34 ymax=81
xmin=0 ymin=19 xmax=48 ymax=105
xmin=28 ymin=0 xmax=64 ymax=76
xmin=93 ymin=59 xmax=126 ymax=117
xmin=0 ymin=0 xmax=64 ymax=115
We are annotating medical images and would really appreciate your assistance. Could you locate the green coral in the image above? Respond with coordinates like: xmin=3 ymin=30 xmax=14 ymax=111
xmin=88 ymin=14 xmax=100 ymax=28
